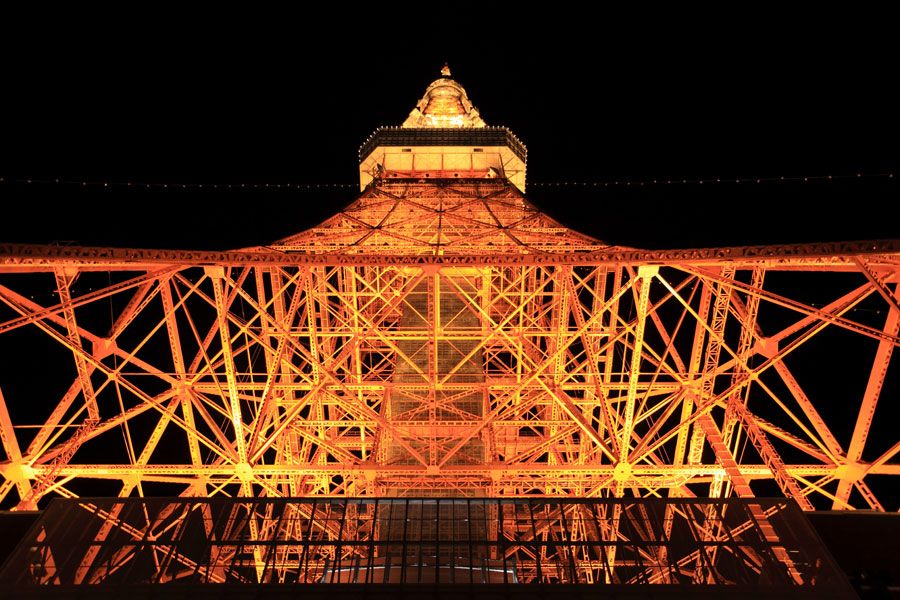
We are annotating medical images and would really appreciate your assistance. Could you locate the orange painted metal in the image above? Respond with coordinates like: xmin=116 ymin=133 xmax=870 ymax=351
xmin=0 ymin=72 xmax=898 ymax=518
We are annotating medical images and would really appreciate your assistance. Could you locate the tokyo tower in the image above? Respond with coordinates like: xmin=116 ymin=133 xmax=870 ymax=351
xmin=0 ymin=66 xmax=894 ymax=592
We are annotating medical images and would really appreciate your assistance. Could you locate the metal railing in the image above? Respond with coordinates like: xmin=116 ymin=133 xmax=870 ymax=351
xmin=0 ymin=497 xmax=848 ymax=591
xmin=359 ymin=127 xmax=527 ymax=163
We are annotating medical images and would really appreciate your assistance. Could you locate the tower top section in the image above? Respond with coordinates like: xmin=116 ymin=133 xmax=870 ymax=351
xmin=401 ymin=65 xmax=486 ymax=128
xmin=359 ymin=66 xmax=526 ymax=192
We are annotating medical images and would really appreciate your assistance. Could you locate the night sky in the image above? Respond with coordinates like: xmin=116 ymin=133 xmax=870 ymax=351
xmin=2 ymin=8 xmax=897 ymax=248
xmin=0 ymin=8 xmax=898 ymax=513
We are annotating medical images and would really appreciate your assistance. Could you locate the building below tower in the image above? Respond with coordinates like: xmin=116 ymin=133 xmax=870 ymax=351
xmin=0 ymin=496 xmax=854 ymax=597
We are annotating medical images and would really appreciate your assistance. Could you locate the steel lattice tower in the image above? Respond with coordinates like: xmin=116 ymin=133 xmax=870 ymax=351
xmin=1 ymin=67 xmax=898 ymax=517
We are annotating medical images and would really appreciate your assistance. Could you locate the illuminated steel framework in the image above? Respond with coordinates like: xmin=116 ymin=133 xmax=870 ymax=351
xmin=0 ymin=497 xmax=850 ymax=591
xmin=0 ymin=68 xmax=898 ymax=586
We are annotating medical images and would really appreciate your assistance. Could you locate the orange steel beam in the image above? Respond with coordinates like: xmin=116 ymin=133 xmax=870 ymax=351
xmin=688 ymin=267 xmax=734 ymax=467
xmin=2 ymin=239 xmax=899 ymax=269
xmin=620 ymin=266 xmax=654 ymax=462
xmin=0 ymin=213 xmax=897 ymax=511
xmin=854 ymin=257 xmax=900 ymax=315
xmin=834 ymin=280 xmax=899 ymax=507
xmin=619 ymin=265 xmax=884 ymax=482
xmin=207 ymin=268 xmax=249 ymax=470
xmin=159 ymin=279 xmax=204 ymax=477
xmin=0 ymin=386 xmax=31 ymax=501
xmin=53 ymin=269 xmax=100 ymax=421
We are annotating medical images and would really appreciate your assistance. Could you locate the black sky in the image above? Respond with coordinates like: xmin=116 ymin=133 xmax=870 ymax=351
xmin=2 ymin=7 xmax=896 ymax=249
xmin=0 ymin=7 xmax=898 ymax=512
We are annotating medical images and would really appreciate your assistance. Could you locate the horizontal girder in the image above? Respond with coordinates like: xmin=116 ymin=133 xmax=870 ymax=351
xmin=0 ymin=185 xmax=898 ymax=512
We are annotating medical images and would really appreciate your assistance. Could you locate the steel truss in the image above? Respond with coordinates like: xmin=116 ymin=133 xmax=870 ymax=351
xmin=0 ymin=496 xmax=851 ymax=592
xmin=0 ymin=181 xmax=898 ymax=511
